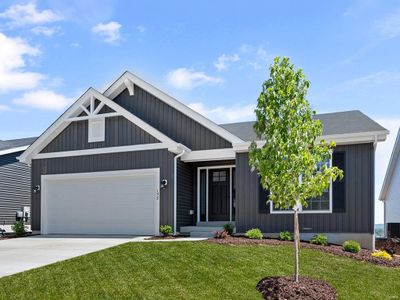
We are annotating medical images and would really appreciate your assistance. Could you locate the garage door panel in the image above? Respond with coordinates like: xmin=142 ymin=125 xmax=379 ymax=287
xmin=41 ymin=169 xmax=159 ymax=235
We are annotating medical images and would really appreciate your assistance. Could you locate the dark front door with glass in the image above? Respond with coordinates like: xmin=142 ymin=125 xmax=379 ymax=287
xmin=208 ymin=168 xmax=230 ymax=221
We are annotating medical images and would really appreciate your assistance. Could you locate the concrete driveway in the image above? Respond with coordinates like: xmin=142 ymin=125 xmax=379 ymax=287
xmin=0 ymin=235 xmax=134 ymax=278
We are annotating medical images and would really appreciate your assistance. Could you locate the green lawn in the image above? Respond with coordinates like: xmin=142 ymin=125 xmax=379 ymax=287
xmin=0 ymin=242 xmax=399 ymax=300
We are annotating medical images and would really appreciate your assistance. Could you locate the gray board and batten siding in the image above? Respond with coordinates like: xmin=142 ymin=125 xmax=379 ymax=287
xmin=113 ymin=86 xmax=232 ymax=150
xmin=41 ymin=117 xmax=159 ymax=153
xmin=31 ymin=150 xmax=174 ymax=231
xmin=235 ymin=143 xmax=375 ymax=234
xmin=0 ymin=151 xmax=31 ymax=224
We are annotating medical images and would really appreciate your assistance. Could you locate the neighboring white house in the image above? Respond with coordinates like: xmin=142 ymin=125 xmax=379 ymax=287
xmin=380 ymin=129 xmax=400 ymax=237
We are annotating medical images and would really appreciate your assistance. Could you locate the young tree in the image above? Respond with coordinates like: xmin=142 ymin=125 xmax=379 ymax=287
xmin=249 ymin=57 xmax=343 ymax=282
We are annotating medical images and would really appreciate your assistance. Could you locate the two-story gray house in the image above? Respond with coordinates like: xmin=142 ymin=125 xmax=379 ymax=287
xmin=19 ymin=71 xmax=388 ymax=249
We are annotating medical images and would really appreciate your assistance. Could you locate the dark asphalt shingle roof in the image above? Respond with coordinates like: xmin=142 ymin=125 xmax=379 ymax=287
xmin=0 ymin=137 xmax=37 ymax=151
xmin=219 ymin=110 xmax=387 ymax=141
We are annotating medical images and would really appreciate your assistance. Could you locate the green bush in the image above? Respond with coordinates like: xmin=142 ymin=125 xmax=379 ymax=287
xmin=279 ymin=231 xmax=293 ymax=241
xmin=11 ymin=221 xmax=26 ymax=237
xmin=310 ymin=234 xmax=328 ymax=246
xmin=245 ymin=228 xmax=263 ymax=240
xmin=159 ymin=225 xmax=173 ymax=236
xmin=223 ymin=223 xmax=234 ymax=235
xmin=343 ymin=240 xmax=361 ymax=253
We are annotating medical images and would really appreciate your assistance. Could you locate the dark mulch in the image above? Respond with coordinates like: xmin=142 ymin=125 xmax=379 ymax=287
xmin=207 ymin=236 xmax=400 ymax=267
xmin=256 ymin=276 xmax=336 ymax=300
xmin=376 ymin=238 xmax=400 ymax=255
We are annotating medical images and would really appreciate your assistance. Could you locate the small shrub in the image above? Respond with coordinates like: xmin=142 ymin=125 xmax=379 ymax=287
xmin=279 ymin=231 xmax=293 ymax=241
xmin=223 ymin=223 xmax=234 ymax=235
xmin=11 ymin=221 xmax=26 ymax=237
xmin=310 ymin=234 xmax=328 ymax=246
xmin=159 ymin=225 xmax=173 ymax=236
xmin=214 ymin=230 xmax=228 ymax=239
xmin=371 ymin=250 xmax=392 ymax=261
xmin=342 ymin=240 xmax=361 ymax=253
xmin=245 ymin=228 xmax=263 ymax=240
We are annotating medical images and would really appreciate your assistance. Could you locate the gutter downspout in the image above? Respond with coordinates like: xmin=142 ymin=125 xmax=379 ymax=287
xmin=173 ymin=146 xmax=186 ymax=236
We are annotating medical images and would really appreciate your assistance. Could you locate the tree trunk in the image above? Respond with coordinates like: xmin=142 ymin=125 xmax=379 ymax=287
xmin=294 ymin=207 xmax=300 ymax=282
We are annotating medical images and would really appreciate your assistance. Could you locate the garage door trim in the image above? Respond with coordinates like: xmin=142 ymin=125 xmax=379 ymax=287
xmin=40 ymin=168 xmax=160 ymax=235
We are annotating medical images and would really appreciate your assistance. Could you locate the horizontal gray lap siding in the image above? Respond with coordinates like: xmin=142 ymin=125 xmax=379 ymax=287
xmin=41 ymin=116 xmax=159 ymax=153
xmin=31 ymin=149 xmax=174 ymax=231
xmin=235 ymin=143 xmax=374 ymax=234
xmin=0 ymin=151 xmax=31 ymax=224
xmin=114 ymin=87 xmax=232 ymax=150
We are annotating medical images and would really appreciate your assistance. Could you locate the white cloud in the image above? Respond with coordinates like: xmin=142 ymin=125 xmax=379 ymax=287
xmin=31 ymin=26 xmax=60 ymax=37
xmin=92 ymin=21 xmax=121 ymax=44
xmin=375 ymin=9 xmax=400 ymax=39
xmin=136 ymin=25 xmax=146 ymax=33
xmin=166 ymin=68 xmax=223 ymax=90
xmin=0 ymin=32 xmax=43 ymax=93
xmin=0 ymin=104 xmax=10 ymax=111
xmin=0 ymin=2 xmax=62 ymax=27
xmin=188 ymin=102 xmax=255 ymax=123
xmin=239 ymin=44 xmax=273 ymax=70
xmin=214 ymin=54 xmax=240 ymax=71
xmin=13 ymin=89 xmax=73 ymax=111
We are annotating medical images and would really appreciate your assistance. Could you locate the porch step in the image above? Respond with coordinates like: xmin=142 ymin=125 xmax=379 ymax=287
xmin=180 ymin=226 xmax=223 ymax=234
xmin=180 ymin=222 xmax=236 ymax=238
xmin=190 ymin=231 xmax=217 ymax=238
xmin=197 ymin=221 xmax=235 ymax=227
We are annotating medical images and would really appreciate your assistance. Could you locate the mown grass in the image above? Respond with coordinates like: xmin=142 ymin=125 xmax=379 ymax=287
xmin=0 ymin=241 xmax=399 ymax=299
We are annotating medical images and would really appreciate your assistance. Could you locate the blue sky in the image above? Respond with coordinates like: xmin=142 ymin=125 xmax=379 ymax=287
xmin=0 ymin=0 xmax=399 ymax=223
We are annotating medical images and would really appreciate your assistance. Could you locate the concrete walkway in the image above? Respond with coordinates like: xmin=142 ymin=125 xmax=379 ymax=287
xmin=0 ymin=235 xmax=206 ymax=278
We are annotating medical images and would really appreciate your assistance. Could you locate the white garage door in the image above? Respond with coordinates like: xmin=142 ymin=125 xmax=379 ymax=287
xmin=41 ymin=169 xmax=160 ymax=235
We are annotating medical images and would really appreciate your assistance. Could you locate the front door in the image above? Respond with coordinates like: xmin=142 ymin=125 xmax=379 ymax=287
xmin=208 ymin=168 xmax=230 ymax=221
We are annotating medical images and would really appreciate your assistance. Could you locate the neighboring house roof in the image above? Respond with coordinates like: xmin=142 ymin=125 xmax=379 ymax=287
xmin=379 ymin=129 xmax=400 ymax=201
xmin=0 ymin=137 xmax=37 ymax=156
xmin=220 ymin=110 xmax=388 ymax=142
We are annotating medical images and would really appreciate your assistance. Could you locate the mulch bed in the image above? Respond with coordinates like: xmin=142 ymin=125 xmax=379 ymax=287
xmin=207 ymin=236 xmax=400 ymax=267
xmin=256 ymin=276 xmax=336 ymax=300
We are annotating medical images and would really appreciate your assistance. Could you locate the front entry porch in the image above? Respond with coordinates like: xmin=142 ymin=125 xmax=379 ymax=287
xmin=197 ymin=165 xmax=235 ymax=223
xmin=180 ymin=164 xmax=236 ymax=237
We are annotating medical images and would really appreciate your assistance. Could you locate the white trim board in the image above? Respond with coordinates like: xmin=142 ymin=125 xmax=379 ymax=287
xmin=0 ymin=146 xmax=29 ymax=157
xmin=34 ymin=143 xmax=168 ymax=160
xmin=102 ymin=71 xmax=244 ymax=145
xmin=19 ymin=88 xmax=188 ymax=164
xmin=233 ymin=130 xmax=389 ymax=152
xmin=181 ymin=148 xmax=235 ymax=162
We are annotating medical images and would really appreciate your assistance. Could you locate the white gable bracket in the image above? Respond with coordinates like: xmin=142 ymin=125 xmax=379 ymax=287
xmin=124 ymin=78 xmax=135 ymax=96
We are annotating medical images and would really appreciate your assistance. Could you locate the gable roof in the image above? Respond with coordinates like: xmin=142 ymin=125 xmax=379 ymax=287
xmin=379 ymin=128 xmax=400 ymax=201
xmin=19 ymin=88 xmax=188 ymax=164
xmin=0 ymin=137 xmax=37 ymax=156
xmin=103 ymin=71 xmax=244 ymax=145
xmin=221 ymin=110 xmax=389 ymax=142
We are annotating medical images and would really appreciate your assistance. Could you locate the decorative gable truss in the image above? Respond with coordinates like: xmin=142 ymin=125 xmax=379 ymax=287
xmin=19 ymin=88 xmax=190 ymax=164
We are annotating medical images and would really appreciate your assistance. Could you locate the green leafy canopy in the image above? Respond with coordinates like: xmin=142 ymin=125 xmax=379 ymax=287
xmin=249 ymin=57 xmax=343 ymax=210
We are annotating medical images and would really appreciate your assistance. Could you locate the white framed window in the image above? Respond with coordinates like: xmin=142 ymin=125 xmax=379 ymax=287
xmin=270 ymin=158 xmax=332 ymax=214
xmin=88 ymin=117 xmax=105 ymax=143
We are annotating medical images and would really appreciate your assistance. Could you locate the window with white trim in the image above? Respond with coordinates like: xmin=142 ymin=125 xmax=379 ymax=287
xmin=270 ymin=158 xmax=332 ymax=214
xmin=88 ymin=117 xmax=105 ymax=143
